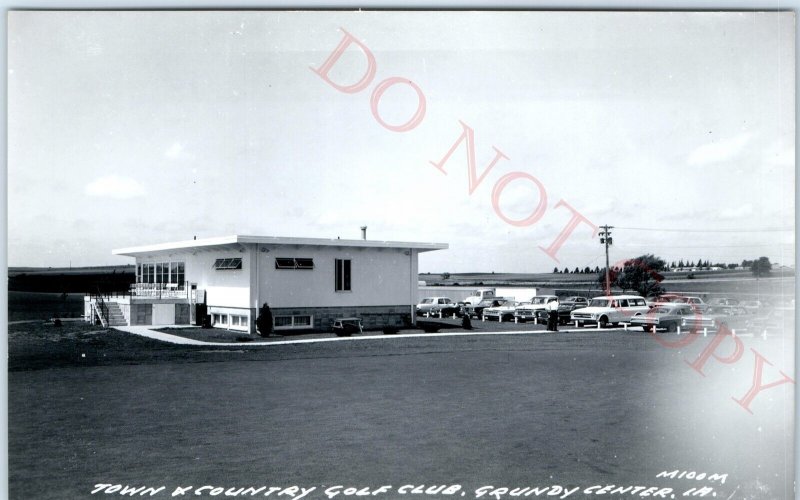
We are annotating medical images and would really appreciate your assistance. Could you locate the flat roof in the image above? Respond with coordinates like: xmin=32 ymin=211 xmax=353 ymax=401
xmin=112 ymin=235 xmax=448 ymax=257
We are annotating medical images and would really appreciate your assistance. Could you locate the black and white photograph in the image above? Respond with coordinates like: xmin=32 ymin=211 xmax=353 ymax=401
xmin=6 ymin=8 xmax=796 ymax=500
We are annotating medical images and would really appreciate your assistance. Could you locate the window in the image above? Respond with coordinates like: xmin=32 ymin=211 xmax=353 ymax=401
xmin=137 ymin=262 xmax=185 ymax=287
xmin=275 ymin=258 xmax=295 ymax=269
xmin=157 ymin=263 xmax=169 ymax=284
xmin=143 ymin=263 xmax=155 ymax=284
xmin=170 ymin=262 xmax=185 ymax=287
xmin=213 ymin=258 xmax=243 ymax=270
xmin=275 ymin=257 xmax=314 ymax=270
xmin=295 ymin=258 xmax=314 ymax=270
xmin=274 ymin=316 xmax=293 ymax=327
xmin=213 ymin=313 xmax=227 ymax=325
xmin=274 ymin=315 xmax=313 ymax=330
xmin=231 ymin=315 xmax=248 ymax=326
xmin=335 ymin=259 xmax=351 ymax=291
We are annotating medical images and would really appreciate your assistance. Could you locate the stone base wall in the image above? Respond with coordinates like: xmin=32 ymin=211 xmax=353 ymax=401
xmin=270 ymin=305 xmax=413 ymax=333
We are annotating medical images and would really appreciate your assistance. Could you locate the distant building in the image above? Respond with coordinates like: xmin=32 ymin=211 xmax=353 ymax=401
xmin=86 ymin=235 xmax=447 ymax=334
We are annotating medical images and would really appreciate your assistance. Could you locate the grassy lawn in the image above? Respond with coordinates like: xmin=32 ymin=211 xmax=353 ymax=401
xmin=8 ymin=291 xmax=85 ymax=321
xmin=8 ymin=320 xmax=793 ymax=500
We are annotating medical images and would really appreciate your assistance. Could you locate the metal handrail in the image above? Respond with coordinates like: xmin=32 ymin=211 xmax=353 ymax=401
xmin=130 ymin=282 xmax=189 ymax=299
xmin=93 ymin=291 xmax=109 ymax=327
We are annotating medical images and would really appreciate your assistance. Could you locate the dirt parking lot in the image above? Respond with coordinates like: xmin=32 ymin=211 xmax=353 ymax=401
xmin=8 ymin=321 xmax=794 ymax=500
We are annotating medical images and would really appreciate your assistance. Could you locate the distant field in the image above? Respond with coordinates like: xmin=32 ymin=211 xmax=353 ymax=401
xmin=420 ymin=269 xmax=776 ymax=284
xmin=8 ymin=265 xmax=134 ymax=276
xmin=8 ymin=291 xmax=85 ymax=321
xmin=419 ymin=271 xmax=795 ymax=301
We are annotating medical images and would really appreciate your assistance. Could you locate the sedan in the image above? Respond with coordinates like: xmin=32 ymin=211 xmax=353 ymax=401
xmin=630 ymin=304 xmax=694 ymax=332
xmin=681 ymin=306 xmax=752 ymax=334
xmin=483 ymin=301 xmax=522 ymax=322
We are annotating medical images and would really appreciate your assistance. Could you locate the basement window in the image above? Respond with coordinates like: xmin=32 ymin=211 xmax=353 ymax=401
xmin=274 ymin=315 xmax=314 ymax=330
xmin=213 ymin=258 xmax=243 ymax=270
xmin=275 ymin=257 xmax=315 ymax=270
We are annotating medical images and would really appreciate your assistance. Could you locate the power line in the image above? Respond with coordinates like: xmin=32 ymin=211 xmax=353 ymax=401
xmin=615 ymin=226 xmax=793 ymax=233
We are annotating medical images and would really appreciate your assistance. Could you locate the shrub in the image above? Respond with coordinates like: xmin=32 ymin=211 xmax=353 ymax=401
xmin=256 ymin=303 xmax=273 ymax=337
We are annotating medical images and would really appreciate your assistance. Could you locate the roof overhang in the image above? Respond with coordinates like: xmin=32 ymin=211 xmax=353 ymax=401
xmin=112 ymin=235 xmax=448 ymax=257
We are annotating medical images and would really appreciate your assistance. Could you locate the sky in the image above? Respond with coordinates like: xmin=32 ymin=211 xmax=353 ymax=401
xmin=7 ymin=10 xmax=795 ymax=272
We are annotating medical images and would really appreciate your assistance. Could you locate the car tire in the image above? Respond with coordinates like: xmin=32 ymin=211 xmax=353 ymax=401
xmin=599 ymin=316 xmax=608 ymax=328
xmin=577 ymin=321 xmax=584 ymax=328
xmin=667 ymin=322 xmax=677 ymax=333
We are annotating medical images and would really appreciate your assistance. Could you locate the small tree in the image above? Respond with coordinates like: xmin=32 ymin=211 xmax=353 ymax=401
xmin=553 ymin=266 xmax=559 ymax=274
xmin=599 ymin=254 xmax=666 ymax=297
xmin=751 ymin=257 xmax=772 ymax=277
xmin=256 ymin=303 xmax=273 ymax=337
xmin=441 ymin=272 xmax=451 ymax=280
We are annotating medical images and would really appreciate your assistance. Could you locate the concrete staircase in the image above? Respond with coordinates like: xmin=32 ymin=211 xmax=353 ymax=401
xmin=106 ymin=302 xmax=128 ymax=327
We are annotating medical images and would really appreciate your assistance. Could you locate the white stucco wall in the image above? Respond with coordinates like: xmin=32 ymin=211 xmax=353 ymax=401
xmin=132 ymin=243 xmax=421 ymax=310
xmin=254 ymin=245 xmax=417 ymax=308
xmin=136 ymin=248 xmax=251 ymax=309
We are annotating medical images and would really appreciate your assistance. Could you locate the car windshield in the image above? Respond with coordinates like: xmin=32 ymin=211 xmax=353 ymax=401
xmin=531 ymin=297 xmax=547 ymax=304
xmin=589 ymin=299 xmax=609 ymax=307
xmin=420 ymin=299 xmax=433 ymax=304
xmin=652 ymin=306 xmax=674 ymax=314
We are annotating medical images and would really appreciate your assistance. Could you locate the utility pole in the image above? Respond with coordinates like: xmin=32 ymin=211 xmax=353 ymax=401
xmin=599 ymin=225 xmax=613 ymax=293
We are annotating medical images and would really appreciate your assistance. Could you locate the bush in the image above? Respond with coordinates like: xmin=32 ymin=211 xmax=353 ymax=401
xmin=256 ymin=303 xmax=273 ymax=337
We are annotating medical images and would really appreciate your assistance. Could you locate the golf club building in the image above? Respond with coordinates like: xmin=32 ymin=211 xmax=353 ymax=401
xmin=87 ymin=234 xmax=447 ymax=334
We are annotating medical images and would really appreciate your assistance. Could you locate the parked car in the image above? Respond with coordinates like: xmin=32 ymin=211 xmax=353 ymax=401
xmin=739 ymin=300 xmax=765 ymax=313
xmin=430 ymin=300 xmax=465 ymax=317
xmin=465 ymin=298 xmax=509 ymax=318
xmin=647 ymin=294 xmax=684 ymax=307
xmin=681 ymin=306 xmax=752 ymax=334
xmin=570 ymin=295 xmax=650 ymax=328
xmin=674 ymin=296 xmax=708 ymax=313
xmin=630 ymin=303 xmax=695 ymax=332
xmin=483 ymin=301 xmax=524 ymax=321
xmin=555 ymin=297 xmax=590 ymax=324
xmin=416 ymin=297 xmax=457 ymax=316
xmin=514 ymin=295 xmax=559 ymax=322
xmin=706 ymin=297 xmax=739 ymax=313
xmin=527 ymin=296 xmax=590 ymax=324
xmin=748 ymin=307 xmax=795 ymax=336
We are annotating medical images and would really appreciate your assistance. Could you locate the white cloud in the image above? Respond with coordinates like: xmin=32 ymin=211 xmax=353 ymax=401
xmin=718 ymin=203 xmax=753 ymax=220
xmin=165 ymin=142 xmax=194 ymax=160
xmin=84 ymin=175 xmax=146 ymax=199
xmin=686 ymin=132 xmax=753 ymax=166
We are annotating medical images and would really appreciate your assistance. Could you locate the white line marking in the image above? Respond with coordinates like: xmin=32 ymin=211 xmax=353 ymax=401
xmin=113 ymin=325 xmax=622 ymax=347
